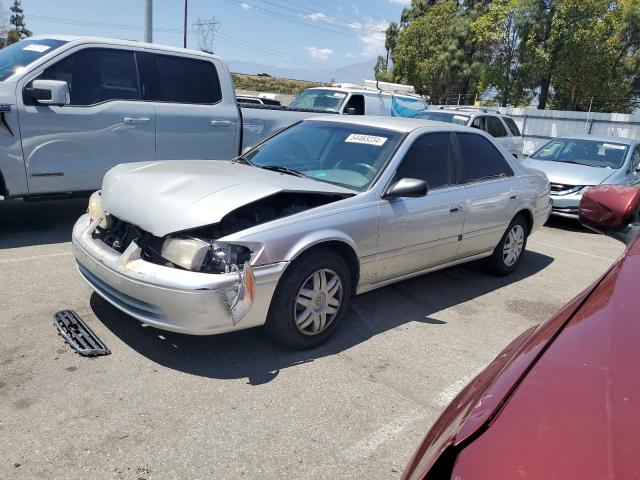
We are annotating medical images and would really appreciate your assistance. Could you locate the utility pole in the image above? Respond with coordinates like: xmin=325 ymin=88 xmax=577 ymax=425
xmin=183 ymin=0 xmax=188 ymax=48
xmin=144 ymin=0 xmax=153 ymax=43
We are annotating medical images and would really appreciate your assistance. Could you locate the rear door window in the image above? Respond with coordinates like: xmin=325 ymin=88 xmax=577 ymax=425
xmin=502 ymin=117 xmax=521 ymax=136
xmin=395 ymin=133 xmax=457 ymax=189
xmin=38 ymin=48 xmax=140 ymax=106
xmin=152 ymin=54 xmax=222 ymax=104
xmin=457 ymin=133 xmax=512 ymax=182
xmin=471 ymin=116 xmax=486 ymax=131
xmin=486 ymin=116 xmax=508 ymax=137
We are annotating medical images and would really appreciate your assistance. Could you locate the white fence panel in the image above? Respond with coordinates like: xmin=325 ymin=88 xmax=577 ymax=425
xmin=431 ymin=105 xmax=640 ymax=155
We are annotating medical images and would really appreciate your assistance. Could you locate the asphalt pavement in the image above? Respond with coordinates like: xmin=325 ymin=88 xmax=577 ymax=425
xmin=0 ymin=198 xmax=625 ymax=480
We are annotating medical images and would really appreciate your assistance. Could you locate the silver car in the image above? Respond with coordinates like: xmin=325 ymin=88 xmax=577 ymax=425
xmin=72 ymin=116 xmax=550 ymax=349
xmin=414 ymin=109 xmax=524 ymax=159
xmin=523 ymin=135 xmax=640 ymax=219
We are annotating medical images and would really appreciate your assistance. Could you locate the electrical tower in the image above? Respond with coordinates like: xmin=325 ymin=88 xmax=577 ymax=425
xmin=193 ymin=17 xmax=220 ymax=54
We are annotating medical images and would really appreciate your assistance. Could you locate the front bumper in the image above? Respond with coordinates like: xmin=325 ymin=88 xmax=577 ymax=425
xmin=72 ymin=214 xmax=287 ymax=335
xmin=550 ymin=194 xmax=581 ymax=219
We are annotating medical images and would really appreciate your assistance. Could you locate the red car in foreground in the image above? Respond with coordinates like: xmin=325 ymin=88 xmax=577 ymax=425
xmin=403 ymin=185 xmax=640 ymax=479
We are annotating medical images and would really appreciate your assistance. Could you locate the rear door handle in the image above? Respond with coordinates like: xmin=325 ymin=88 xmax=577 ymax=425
xmin=210 ymin=120 xmax=234 ymax=126
xmin=123 ymin=117 xmax=150 ymax=124
xmin=510 ymin=192 xmax=518 ymax=200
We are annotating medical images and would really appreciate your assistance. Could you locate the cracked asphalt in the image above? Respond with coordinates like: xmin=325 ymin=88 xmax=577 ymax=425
xmin=0 ymin=198 xmax=624 ymax=479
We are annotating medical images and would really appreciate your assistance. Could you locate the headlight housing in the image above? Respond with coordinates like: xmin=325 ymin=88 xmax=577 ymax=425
xmin=87 ymin=191 xmax=109 ymax=229
xmin=160 ymin=237 xmax=256 ymax=273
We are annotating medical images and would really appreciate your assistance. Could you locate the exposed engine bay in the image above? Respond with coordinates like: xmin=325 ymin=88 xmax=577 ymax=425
xmin=94 ymin=191 xmax=349 ymax=274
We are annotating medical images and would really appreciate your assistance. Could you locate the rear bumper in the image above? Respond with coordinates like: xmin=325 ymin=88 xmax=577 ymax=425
xmin=72 ymin=214 xmax=287 ymax=335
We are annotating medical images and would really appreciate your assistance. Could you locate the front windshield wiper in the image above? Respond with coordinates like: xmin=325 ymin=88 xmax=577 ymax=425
xmin=554 ymin=159 xmax=607 ymax=168
xmin=259 ymin=165 xmax=306 ymax=177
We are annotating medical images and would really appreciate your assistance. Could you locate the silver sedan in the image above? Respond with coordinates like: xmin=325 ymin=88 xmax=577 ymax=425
xmin=72 ymin=116 xmax=550 ymax=349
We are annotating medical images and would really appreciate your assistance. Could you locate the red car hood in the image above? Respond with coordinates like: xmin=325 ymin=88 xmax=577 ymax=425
xmin=450 ymin=241 xmax=640 ymax=478
xmin=403 ymin=242 xmax=635 ymax=480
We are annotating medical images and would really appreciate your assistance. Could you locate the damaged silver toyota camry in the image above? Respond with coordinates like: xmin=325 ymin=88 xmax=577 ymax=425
xmin=72 ymin=116 xmax=550 ymax=349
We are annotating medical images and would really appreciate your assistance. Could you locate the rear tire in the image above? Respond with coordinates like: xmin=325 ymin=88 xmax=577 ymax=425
xmin=487 ymin=214 xmax=528 ymax=276
xmin=264 ymin=248 xmax=352 ymax=350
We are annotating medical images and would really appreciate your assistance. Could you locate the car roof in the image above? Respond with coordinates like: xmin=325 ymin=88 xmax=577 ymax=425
xmin=28 ymin=35 xmax=220 ymax=61
xmin=557 ymin=134 xmax=636 ymax=145
xmin=306 ymin=115 xmax=470 ymax=133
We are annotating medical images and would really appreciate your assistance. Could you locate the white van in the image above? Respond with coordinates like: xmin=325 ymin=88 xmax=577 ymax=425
xmin=289 ymin=80 xmax=429 ymax=117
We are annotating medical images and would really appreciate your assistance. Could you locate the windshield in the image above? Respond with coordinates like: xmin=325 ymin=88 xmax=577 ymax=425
xmin=243 ymin=121 xmax=404 ymax=191
xmin=531 ymin=138 xmax=629 ymax=169
xmin=290 ymin=89 xmax=348 ymax=112
xmin=0 ymin=38 xmax=67 ymax=81
xmin=414 ymin=111 xmax=469 ymax=126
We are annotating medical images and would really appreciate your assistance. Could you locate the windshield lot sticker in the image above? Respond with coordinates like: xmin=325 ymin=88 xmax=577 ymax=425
xmin=23 ymin=44 xmax=51 ymax=53
xmin=345 ymin=134 xmax=388 ymax=146
xmin=453 ymin=115 xmax=469 ymax=121
xmin=603 ymin=143 xmax=626 ymax=150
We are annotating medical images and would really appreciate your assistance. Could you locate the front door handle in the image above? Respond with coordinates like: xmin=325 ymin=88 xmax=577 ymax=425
xmin=123 ymin=117 xmax=150 ymax=124
xmin=210 ymin=120 xmax=234 ymax=127
xmin=450 ymin=204 xmax=463 ymax=214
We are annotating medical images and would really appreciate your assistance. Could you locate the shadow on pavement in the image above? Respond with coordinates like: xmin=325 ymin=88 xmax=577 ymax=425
xmin=543 ymin=215 xmax=595 ymax=234
xmin=92 ymin=250 xmax=554 ymax=385
xmin=0 ymin=198 xmax=88 ymax=249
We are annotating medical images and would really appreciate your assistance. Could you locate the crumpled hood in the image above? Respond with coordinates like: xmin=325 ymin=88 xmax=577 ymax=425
xmin=522 ymin=158 xmax=617 ymax=186
xmin=101 ymin=160 xmax=354 ymax=237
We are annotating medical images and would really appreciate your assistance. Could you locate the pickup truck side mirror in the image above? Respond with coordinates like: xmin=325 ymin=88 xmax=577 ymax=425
xmin=384 ymin=177 xmax=428 ymax=199
xmin=29 ymin=80 xmax=70 ymax=106
xmin=346 ymin=107 xmax=356 ymax=115
xmin=580 ymin=185 xmax=640 ymax=244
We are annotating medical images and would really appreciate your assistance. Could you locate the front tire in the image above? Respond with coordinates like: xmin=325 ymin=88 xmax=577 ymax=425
xmin=264 ymin=249 xmax=352 ymax=350
xmin=487 ymin=214 xmax=528 ymax=276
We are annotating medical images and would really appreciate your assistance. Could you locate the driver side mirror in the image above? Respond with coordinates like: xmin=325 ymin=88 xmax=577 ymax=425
xmin=29 ymin=79 xmax=70 ymax=106
xmin=384 ymin=178 xmax=428 ymax=199
xmin=580 ymin=185 xmax=640 ymax=244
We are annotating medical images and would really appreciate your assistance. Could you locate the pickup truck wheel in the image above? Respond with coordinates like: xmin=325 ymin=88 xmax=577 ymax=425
xmin=487 ymin=214 xmax=528 ymax=276
xmin=265 ymin=249 xmax=351 ymax=350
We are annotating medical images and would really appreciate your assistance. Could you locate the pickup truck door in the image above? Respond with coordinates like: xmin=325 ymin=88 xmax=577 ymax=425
xmin=377 ymin=132 xmax=464 ymax=282
xmin=140 ymin=52 xmax=240 ymax=161
xmin=17 ymin=47 xmax=155 ymax=195
xmin=455 ymin=132 xmax=522 ymax=257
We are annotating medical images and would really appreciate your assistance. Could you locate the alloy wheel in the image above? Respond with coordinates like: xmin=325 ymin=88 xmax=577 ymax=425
xmin=503 ymin=224 xmax=525 ymax=267
xmin=294 ymin=268 xmax=343 ymax=336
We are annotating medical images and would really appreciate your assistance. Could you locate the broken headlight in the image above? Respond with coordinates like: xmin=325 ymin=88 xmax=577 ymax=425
xmin=87 ymin=191 xmax=109 ymax=229
xmin=160 ymin=237 xmax=255 ymax=273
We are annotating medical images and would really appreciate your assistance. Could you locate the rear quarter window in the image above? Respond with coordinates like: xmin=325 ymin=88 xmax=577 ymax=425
xmin=502 ymin=117 xmax=521 ymax=136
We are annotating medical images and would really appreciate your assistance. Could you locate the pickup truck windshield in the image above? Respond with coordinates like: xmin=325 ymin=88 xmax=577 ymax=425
xmin=290 ymin=89 xmax=348 ymax=112
xmin=531 ymin=138 xmax=629 ymax=169
xmin=0 ymin=39 xmax=67 ymax=81
xmin=244 ymin=121 xmax=404 ymax=191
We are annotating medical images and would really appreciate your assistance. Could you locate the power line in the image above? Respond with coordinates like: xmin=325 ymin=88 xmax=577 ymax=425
xmin=255 ymin=0 xmax=386 ymax=35
xmin=220 ymin=0 xmax=365 ymax=39
xmin=29 ymin=14 xmax=327 ymax=69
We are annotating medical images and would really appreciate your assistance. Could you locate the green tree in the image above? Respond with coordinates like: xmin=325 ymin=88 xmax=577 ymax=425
xmin=472 ymin=0 xmax=530 ymax=106
xmin=6 ymin=0 xmax=30 ymax=45
xmin=384 ymin=21 xmax=399 ymax=71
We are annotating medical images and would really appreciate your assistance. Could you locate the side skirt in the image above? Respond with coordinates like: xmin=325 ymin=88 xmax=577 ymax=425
xmin=355 ymin=251 xmax=493 ymax=295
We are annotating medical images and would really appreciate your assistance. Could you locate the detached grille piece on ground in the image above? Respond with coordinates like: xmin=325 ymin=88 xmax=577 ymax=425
xmin=53 ymin=310 xmax=111 ymax=357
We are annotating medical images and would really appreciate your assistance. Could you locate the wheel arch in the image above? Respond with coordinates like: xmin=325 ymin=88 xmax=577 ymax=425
xmin=514 ymin=208 xmax=534 ymax=236
xmin=286 ymin=234 xmax=360 ymax=295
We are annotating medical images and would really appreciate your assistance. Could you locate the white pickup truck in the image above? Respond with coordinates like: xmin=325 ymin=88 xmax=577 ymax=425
xmin=0 ymin=35 xmax=345 ymax=199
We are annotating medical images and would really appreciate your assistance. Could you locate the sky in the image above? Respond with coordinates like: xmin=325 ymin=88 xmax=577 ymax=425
xmin=16 ymin=0 xmax=410 ymax=70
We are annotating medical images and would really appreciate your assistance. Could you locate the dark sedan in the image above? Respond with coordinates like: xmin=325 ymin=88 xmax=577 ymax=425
xmin=402 ymin=184 xmax=640 ymax=479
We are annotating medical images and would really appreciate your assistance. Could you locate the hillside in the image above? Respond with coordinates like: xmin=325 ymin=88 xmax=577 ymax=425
xmin=231 ymin=73 xmax=327 ymax=95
